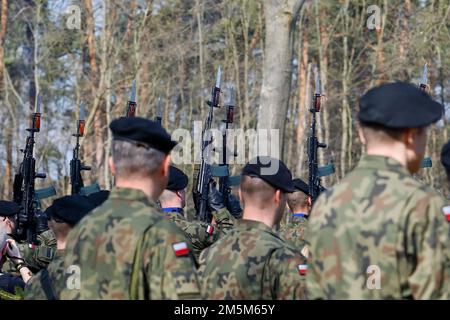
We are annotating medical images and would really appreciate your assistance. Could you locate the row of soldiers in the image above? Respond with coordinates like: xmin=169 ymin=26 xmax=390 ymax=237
xmin=0 ymin=81 xmax=450 ymax=299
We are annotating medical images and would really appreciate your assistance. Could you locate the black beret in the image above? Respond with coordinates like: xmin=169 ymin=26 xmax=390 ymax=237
xmin=109 ymin=117 xmax=177 ymax=154
xmin=441 ymin=140 xmax=450 ymax=171
xmin=0 ymin=201 xmax=20 ymax=218
xmin=87 ymin=190 xmax=110 ymax=207
xmin=45 ymin=195 xmax=95 ymax=226
xmin=241 ymin=156 xmax=295 ymax=193
xmin=358 ymin=82 xmax=443 ymax=129
xmin=292 ymin=178 xmax=309 ymax=195
xmin=167 ymin=166 xmax=188 ymax=191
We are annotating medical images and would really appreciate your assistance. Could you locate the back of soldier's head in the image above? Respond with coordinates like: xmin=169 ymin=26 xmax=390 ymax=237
xmin=109 ymin=117 xmax=176 ymax=180
xmin=159 ymin=189 xmax=179 ymax=204
xmin=287 ymin=191 xmax=309 ymax=212
xmin=46 ymin=195 xmax=95 ymax=241
xmin=240 ymin=157 xmax=295 ymax=208
xmin=358 ymin=82 xmax=443 ymax=147
xmin=240 ymin=175 xmax=277 ymax=208
xmin=287 ymin=178 xmax=310 ymax=212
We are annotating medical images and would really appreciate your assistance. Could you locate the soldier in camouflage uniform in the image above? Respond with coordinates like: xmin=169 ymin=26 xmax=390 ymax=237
xmin=24 ymin=194 xmax=97 ymax=300
xmin=199 ymin=157 xmax=307 ymax=300
xmin=279 ymin=178 xmax=311 ymax=253
xmin=0 ymin=202 xmax=29 ymax=299
xmin=307 ymin=82 xmax=450 ymax=299
xmin=54 ymin=117 xmax=201 ymax=300
xmin=0 ymin=201 xmax=56 ymax=275
xmin=159 ymin=166 xmax=238 ymax=262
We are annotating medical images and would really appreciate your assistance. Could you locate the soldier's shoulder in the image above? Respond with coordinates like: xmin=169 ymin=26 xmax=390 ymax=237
xmin=149 ymin=214 xmax=187 ymax=237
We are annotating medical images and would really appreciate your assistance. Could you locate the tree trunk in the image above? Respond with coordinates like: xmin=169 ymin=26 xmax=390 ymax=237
xmin=295 ymin=28 xmax=308 ymax=177
xmin=0 ymin=0 xmax=10 ymax=198
xmin=258 ymin=0 xmax=304 ymax=158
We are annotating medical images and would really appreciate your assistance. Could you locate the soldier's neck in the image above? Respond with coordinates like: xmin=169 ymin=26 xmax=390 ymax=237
xmin=115 ymin=179 xmax=161 ymax=202
xmin=160 ymin=199 xmax=182 ymax=209
xmin=365 ymin=144 xmax=407 ymax=168
xmin=57 ymin=239 xmax=66 ymax=251
xmin=291 ymin=206 xmax=310 ymax=216
xmin=243 ymin=207 xmax=277 ymax=228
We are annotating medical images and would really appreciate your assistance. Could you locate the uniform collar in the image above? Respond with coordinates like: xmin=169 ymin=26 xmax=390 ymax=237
xmin=108 ymin=187 xmax=155 ymax=207
xmin=292 ymin=212 xmax=308 ymax=219
xmin=356 ymin=155 xmax=410 ymax=175
xmin=235 ymin=219 xmax=276 ymax=234
xmin=161 ymin=207 xmax=184 ymax=215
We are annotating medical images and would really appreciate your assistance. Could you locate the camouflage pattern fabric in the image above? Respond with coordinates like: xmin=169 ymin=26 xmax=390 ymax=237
xmin=279 ymin=214 xmax=308 ymax=252
xmin=51 ymin=187 xmax=201 ymax=300
xmin=164 ymin=208 xmax=235 ymax=262
xmin=24 ymin=249 xmax=66 ymax=300
xmin=3 ymin=230 xmax=56 ymax=274
xmin=306 ymin=155 xmax=450 ymax=299
xmin=198 ymin=219 xmax=307 ymax=300
xmin=21 ymin=230 xmax=57 ymax=272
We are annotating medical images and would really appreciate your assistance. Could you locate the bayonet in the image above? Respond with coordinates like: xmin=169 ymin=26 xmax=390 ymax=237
xmin=125 ymin=79 xmax=137 ymax=117
xmin=156 ymin=97 xmax=162 ymax=125
xmin=419 ymin=63 xmax=428 ymax=91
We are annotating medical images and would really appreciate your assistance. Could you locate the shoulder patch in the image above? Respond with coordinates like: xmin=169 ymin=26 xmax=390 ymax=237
xmin=442 ymin=206 xmax=450 ymax=222
xmin=206 ymin=225 xmax=214 ymax=235
xmin=297 ymin=264 xmax=308 ymax=276
xmin=172 ymin=242 xmax=190 ymax=257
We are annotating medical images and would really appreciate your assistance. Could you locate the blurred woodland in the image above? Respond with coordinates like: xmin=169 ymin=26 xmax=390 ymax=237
xmin=0 ymin=0 xmax=449 ymax=201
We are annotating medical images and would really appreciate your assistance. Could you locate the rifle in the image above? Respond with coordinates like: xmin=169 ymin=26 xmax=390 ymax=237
xmin=194 ymin=66 xmax=222 ymax=222
xmin=418 ymin=63 xmax=433 ymax=169
xmin=307 ymin=66 xmax=330 ymax=203
xmin=13 ymin=95 xmax=47 ymax=245
xmin=218 ymin=87 xmax=237 ymax=208
xmin=70 ymin=102 xmax=91 ymax=195
xmin=125 ymin=79 xmax=137 ymax=117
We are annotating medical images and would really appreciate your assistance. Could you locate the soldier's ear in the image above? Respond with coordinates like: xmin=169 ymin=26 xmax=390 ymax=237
xmin=357 ymin=124 xmax=367 ymax=146
xmin=274 ymin=190 xmax=282 ymax=204
xmin=161 ymin=155 xmax=171 ymax=177
xmin=238 ymin=188 xmax=243 ymax=206
xmin=109 ymin=157 xmax=116 ymax=176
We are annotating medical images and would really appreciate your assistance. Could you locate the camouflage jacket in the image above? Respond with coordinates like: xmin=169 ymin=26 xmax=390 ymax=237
xmin=279 ymin=213 xmax=308 ymax=253
xmin=3 ymin=230 xmax=56 ymax=274
xmin=164 ymin=207 xmax=235 ymax=262
xmin=24 ymin=249 xmax=66 ymax=300
xmin=306 ymin=155 xmax=450 ymax=299
xmin=198 ymin=219 xmax=308 ymax=300
xmin=53 ymin=187 xmax=201 ymax=300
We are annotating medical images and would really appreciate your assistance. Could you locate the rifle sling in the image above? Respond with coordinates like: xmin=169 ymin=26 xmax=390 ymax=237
xmin=40 ymin=268 xmax=58 ymax=300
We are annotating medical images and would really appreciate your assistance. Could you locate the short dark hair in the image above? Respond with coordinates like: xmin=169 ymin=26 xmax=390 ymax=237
xmin=359 ymin=122 xmax=404 ymax=141
xmin=240 ymin=175 xmax=277 ymax=208
xmin=287 ymin=191 xmax=309 ymax=212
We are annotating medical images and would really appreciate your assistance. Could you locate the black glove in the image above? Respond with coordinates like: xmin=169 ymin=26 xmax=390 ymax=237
xmin=207 ymin=180 xmax=225 ymax=212
xmin=35 ymin=210 xmax=49 ymax=235
xmin=226 ymin=193 xmax=242 ymax=219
